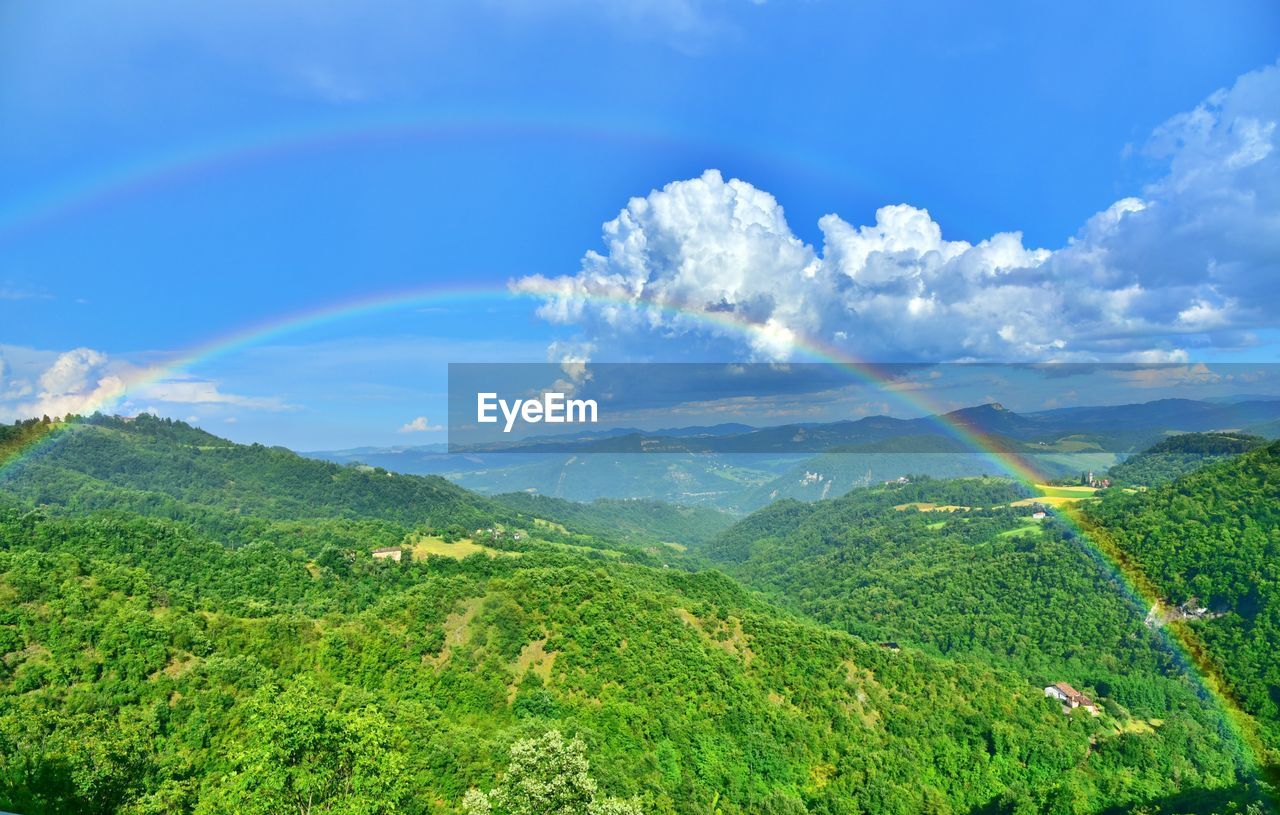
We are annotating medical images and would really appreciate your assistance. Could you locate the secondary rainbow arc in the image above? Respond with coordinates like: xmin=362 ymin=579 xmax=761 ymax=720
xmin=0 ymin=112 xmax=872 ymax=245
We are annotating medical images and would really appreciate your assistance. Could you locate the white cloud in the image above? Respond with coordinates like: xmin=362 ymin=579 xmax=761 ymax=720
xmin=37 ymin=348 xmax=108 ymax=396
xmin=0 ymin=285 xmax=52 ymax=301
xmin=0 ymin=350 xmax=34 ymax=401
xmin=399 ymin=416 xmax=443 ymax=433
xmin=137 ymin=377 xmax=294 ymax=410
xmin=516 ymin=60 xmax=1280 ymax=362
xmin=1110 ymin=362 xmax=1219 ymax=388
xmin=0 ymin=345 xmax=295 ymax=422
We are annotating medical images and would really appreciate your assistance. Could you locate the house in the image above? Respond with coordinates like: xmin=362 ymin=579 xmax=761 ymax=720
xmin=1045 ymin=682 xmax=1101 ymax=716
xmin=372 ymin=546 xmax=403 ymax=562
xmin=1032 ymin=510 xmax=1047 ymax=520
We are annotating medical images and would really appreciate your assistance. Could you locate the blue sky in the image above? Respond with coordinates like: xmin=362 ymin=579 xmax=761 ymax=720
xmin=1 ymin=1 xmax=1278 ymax=448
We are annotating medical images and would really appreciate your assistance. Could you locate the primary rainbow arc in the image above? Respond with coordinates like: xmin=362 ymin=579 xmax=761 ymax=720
xmin=0 ymin=283 xmax=1271 ymax=785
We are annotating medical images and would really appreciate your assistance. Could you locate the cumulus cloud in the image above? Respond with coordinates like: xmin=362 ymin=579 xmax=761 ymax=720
xmin=37 ymin=348 xmax=108 ymax=397
xmin=0 ymin=345 xmax=294 ymax=422
xmin=399 ymin=416 xmax=443 ymax=433
xmin=515 ymin=60 xmax=1280 ymax=362
xmin=12 ymin=347 xmax=127 ymax=420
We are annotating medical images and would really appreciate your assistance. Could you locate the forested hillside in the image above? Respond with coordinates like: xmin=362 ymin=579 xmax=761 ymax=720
xmin=491 ymin=493 xmax=732 ymax=549
xmin=1089 ymin=440 xmax=1280 ymax=760
xmin=0 ymin=417 xmax=1271 ymax=814
xmin=1105 ymin=432 xmax=1267 ymax=487
xmin=3 ymin=414 xmax=508 ymax=534
xmin=702 ymin=478 xmax=1203 ymax=688
xmin=700 ymin=476 xmax=1280 ymax=804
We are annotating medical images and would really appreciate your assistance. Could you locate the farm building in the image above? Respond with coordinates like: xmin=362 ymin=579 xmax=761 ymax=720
xmin=1045 ymin=682 xmax=1101 ymax=716
xmin=372 ymin=546 xmax=403 ymax=562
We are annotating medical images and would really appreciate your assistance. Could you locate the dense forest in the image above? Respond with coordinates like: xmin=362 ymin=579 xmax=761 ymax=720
xmin=491 ymin=493 xmax=732 ymax=550
xmin=1089 ymin=440 xmax=1280 ymax=762
xmin=1105 ymin=433 xmax=1268 ymax=487
xmin=698 ymin=473 xmax=1278 ymax=809
xmin=699 ymin=477 xmax=1232 ymax=717
xmin=0 ymin=417 xmax=1273 ymax=813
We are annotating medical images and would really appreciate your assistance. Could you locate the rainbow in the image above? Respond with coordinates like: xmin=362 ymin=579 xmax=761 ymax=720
xmin=0 ymin=111 xmax=871 ymax=245
xmin=1 ymin=283 xmax=1274 ymax=793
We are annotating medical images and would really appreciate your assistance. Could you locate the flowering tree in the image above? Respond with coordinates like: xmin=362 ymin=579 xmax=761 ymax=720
xmin=463 ymin=731 xmax=640 ymax=815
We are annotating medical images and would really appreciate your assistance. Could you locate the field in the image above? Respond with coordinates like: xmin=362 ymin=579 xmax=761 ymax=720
xmin=409 ymin=535 xmax=513 ymax=560
xmin=1036 ymin=484 xmax=1101 ymax=498
xmin=997 ymin=521 xmax=1045 ymax=538
xmin=893 ymin=502 xmax=970 ymax=512
xmin=1009 ymin=484 xmax=1100 ymax=508
xmin=896 ymin=483 xmax=1100 ymax=512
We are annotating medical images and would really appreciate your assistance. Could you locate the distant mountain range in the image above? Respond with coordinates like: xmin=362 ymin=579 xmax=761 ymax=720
xmin=307 ymin=398 xmax=1280 ymax=512
xmin=436 ymin=398 xmax=1280 ymax=454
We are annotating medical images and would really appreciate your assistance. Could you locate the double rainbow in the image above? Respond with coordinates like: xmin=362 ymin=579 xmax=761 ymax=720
xmin=1 ymin=283 xmax=1274 ymax=794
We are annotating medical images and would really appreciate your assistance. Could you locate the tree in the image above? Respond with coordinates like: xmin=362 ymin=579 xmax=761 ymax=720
xmin=463 ymin=731 xmax=641 ymax=815
xmin=195 ymin=683 xmax=407 ymax=815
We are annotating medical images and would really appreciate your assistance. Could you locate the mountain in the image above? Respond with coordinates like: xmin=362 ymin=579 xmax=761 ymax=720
xmin=1025 ymin=399 xmax=1280 ymax=450
xmin=733 ymin=449 xmax=1029 ymax=511
xmin=1089 ymin=440 xmax=1280 ymax=758
xmin=1204 ymin=394 xmax=1280 ymax=405
xmin=308 ymin=399 xmax=1280 ymax=512
xmin=1106 ymin=432 xmax=1268 ymax=486
xmin=944 ymin=402 xmax=1044 ymax=438
xmin=0 ymin=416 xmax=1268 ymax=813
xmin=1246 ymin=418 xmax=1280 ymax=439
xmin=451 ymin=399 xmax=1280 ymax=455
xmin=448 ymin=452 xmax=794 ymax=510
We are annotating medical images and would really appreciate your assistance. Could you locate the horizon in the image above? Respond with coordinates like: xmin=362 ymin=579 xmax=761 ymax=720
xmin=22 ymin=390 xmax=1279 ymax=455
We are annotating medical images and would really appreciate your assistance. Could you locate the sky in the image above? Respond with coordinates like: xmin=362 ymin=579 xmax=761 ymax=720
xmin=1 ymin=0 xmax=1279 ymax=448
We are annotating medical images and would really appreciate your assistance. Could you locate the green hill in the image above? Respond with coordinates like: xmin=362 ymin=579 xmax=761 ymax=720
xmin=2 ymin=414 xmax=506 ymax=533
xmin=699 ymin=476 xmax=1276 ymax=801
xmin=491 ymin=493 xmax=733 ymax=550
xmin=1089 ymin=440 xmax=1280 ymax=760
xmin=0 ymin=418 xmax=1269 ymax=814
xmin=702 ymin=477 xmax=1200 ymax=685
xmin=1106 ymin=432 xmax=1267 ymax=487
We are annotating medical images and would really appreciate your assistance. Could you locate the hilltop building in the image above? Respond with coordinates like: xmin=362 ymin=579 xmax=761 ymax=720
xmin=1045 ymin=682 xmax=1100 ymax=716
